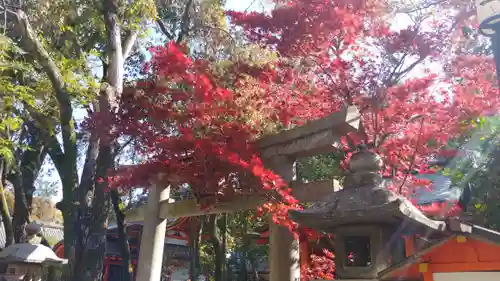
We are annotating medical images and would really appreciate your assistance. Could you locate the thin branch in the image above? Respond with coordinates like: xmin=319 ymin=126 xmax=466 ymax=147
xmin=385 ymin=53 xmax=408 ymax=85
xmin=189 ymin=24 xmax=237 ymax=44
xmin=81 ymin=32 xmax=101 ymax=54
xmin=156 ymin=19 xmax=175 ymax=40
xmin=24 ymin=107 xmax=66 ymax=173
xmin=45 ymin=134 xmax=65 ymax=174
xmin=12 ymin=125 xmax=28 ymax=166
xmin=394 ymin=56 xmax=426 ymax=81
xmin=115 ymin=137 xmax=134 ymax=157
xmin=296 ymin=47 xmax=353 ymax=105
xmin=398 ymin=117 xmax=425 ymax=194
xmin=400 ymin=0 xmax=448 ymax=14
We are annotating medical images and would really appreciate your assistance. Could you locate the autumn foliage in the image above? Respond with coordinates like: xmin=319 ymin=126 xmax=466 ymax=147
xmin=112 ymin=42 xmax=299 ymax=227
xmin=227 ymin=0 xmax=500 ymax=193
xmin=102 ymin=0 xmax=500 ymax=279
xmin=302 ymin=249 xmax=336 ymax=280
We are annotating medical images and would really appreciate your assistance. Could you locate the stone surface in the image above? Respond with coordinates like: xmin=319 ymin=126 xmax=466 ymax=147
xmin=348 ymin=149 xmax=383 ymax=173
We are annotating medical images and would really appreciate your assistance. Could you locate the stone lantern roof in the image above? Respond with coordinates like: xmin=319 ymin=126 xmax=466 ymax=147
xmin=0 ymin=243 xmax=67 ymax=265
xmin=288 ymin=148 xmax=447 ymax=233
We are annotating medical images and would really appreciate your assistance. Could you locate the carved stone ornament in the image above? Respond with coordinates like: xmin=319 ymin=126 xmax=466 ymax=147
xmin=344 ymin=149 xmax=384 ymax=188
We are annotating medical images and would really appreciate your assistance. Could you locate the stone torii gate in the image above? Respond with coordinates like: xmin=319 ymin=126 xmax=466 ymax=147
xmin=128 ymin=106 xmax=361 ymax=281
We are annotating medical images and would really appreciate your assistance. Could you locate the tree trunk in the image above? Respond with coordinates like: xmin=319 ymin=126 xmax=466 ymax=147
xmin=207 ymin=214 xmax=226 ymax=281
xmin=4 ymin=9 xmax=79 ymax=262
xmin=46 ymin=266 xmax=56 ymax=281
xmin=189 ymin=217 xmax=202 ymax=281
xmin=69 ymin=0 xmax=132 ymax=279
xmin=1 ymin=123 xmax=48 ymax=243
xmin=12 ymin=173 xmax=29 ymax=243
xmin=239 ymin=213 xmax=249 ymax=281
xmin=72 ymin=0 xmax=135 ymax=277
xmin=110 ymin=189 xmax=133 ymax=281
xmin=5 ymin=6 xmax=137 ymax=281
xmin=20 ymin=124 xmax=46 ymax=212
xmin=0 ymin=161 xmax=14 ymax=247
xmin=73 ymin=138 xmax=114 ymax=281
xmin=220 ymin=214 xmax=227 ymax=281
xmin=11 ymin=123 xmax=47 ymax=243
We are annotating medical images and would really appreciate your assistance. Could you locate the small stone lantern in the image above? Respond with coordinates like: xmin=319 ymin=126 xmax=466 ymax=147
xmin=289 ymin=148 xmax=447 ymax=280
xmin=0 ymin=243 xmax=67 ymax=281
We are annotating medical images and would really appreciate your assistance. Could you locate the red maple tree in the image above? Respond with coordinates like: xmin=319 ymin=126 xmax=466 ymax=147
xmin=111 ymin=42 xmax=300 ymax=229
xmin=104 ymin=0 xmax=499 ymax=279
xmin=225 ymin=0 xmax=499 ymax=279
xmin=227 ymin=0 xmax=500 ymax=186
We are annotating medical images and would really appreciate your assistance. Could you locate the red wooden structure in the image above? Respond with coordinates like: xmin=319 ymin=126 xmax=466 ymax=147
xmin=53 ymin=218 xmax=193 ymax=281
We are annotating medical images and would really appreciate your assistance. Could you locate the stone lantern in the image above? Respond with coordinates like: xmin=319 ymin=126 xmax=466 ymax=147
xmin=0 ymin=243 xmax=67 ymax=281
xmin=289 ymin=148 xmax=447 ymax=280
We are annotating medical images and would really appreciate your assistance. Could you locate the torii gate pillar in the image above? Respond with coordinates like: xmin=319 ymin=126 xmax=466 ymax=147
xmin=258 ymin=106 xmax=360 ymax=281
xmin=135 ymin=181 xmax=171 ymax=281
xmin=266 ymin=156 xmax=300 ymax=281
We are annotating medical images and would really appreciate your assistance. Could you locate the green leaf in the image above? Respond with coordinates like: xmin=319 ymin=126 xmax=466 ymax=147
xmin=0 ymin=147 xmax=14 ymax=166
xmin=462 ymin=26 xmax=472 ymax=38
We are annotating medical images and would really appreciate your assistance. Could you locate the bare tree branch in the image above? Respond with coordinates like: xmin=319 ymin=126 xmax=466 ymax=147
xmin=189 ymin=24 xmax=236 ymax=44
xmin=115 ymin=137 xmax=134 ymax=157
xmin=156 ymin=19 xmax=175 ymax=40
xmin=400 ymin=0 xmax=448 ymax=13
xmin=122 ymin=30 xmax=138 ymax=60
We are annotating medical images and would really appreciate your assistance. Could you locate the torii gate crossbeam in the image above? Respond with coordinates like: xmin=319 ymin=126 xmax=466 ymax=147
xmin=134 ymin=106 xmax=360 ymax=281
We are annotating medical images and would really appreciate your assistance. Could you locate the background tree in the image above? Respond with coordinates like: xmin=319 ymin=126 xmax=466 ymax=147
xmin=30 ymin=197 xmax=64 ymax=224
xmin=0 ymin=1 xmax=155 ymax=280
xmin=0 ymin=31 xmax=58 ymax=245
